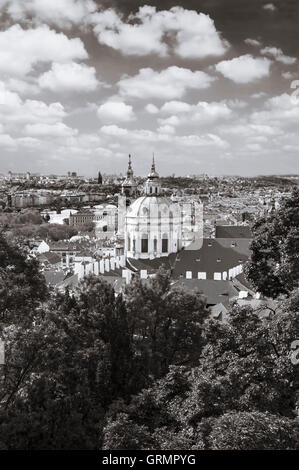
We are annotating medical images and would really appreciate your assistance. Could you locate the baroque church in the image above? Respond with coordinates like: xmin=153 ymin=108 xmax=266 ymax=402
xmin=118 ymin=156 xmax=203 ymax=260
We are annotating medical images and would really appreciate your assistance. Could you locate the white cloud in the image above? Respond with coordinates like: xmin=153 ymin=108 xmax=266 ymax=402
xmin=17 ymin=136 xmax=42 ymax=149
xmin=145 ymin=104 xmax=159 ymax=114
xmin=0 ymin=81 xmax=22 ymax=107
xmin=91 ymin=6 xmax=229 ymax=58
xmin=176 ymin=133 xmax=228 ymax=148
xmin=38 ymin=62 xmax=99 ymax=93
xmin=215 ymin=55 xmax=272 ymax=84
xmin=260 ymin=46 xmax=296 ymax=65
xmin=4 ymin=0 xmax=97 ymax=28
xmin=282 ymin=71 xmax=296 ymax=80
xmin=158 ymin=116 xmax=180 ymax=127
xmin=157 ymin=125 xmax=175 ymax=135
xmin=250 ymin=93 xmax=299 ymax=127
xmin=0 ymin=133 xmax=16 ymax=148
xmin=167 ymin=7 xmax=230 ymax=59
xmin=0 ymin=24 xmax=87 ymax=76
xmin=159 ymin=100 xmax=233 ymax=127
xmin=160 ymin=101 xmax=192 ymax=114
xmin=99 ymin=123 xmax=229 ymax=150
xmin=251 ymin=92 xmax=268 ymax=99
xmin=263 ymin=3 xmax=277 ymax=12
xmin=118 ymin=66 xmax=215 ymax=100
xmin=0 ymin=81 xmax=67 ymax=127
xmin=6 ymin=78 xmax=40 ymax=96
xmin=92 ymin=7 xmax=167 ymax=57
xmin=244 ymin=38 xmax=262 ymax=47
xmin=24 ymin=122 xmax=77 ymax=137
xmin=97 ymin=101 xmax=135 ymax=123
xmin=100 ymin=125 xmax=129 ymax=136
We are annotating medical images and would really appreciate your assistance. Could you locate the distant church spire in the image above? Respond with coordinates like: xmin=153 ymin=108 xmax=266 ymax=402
xmin=151 ymin=153 xmax=155 ymax=172
xmin=122 ymin=154 xmax=137 ymax=196
xmin=127 ymin=154 xmax=133 ymax=178
xmin=145 ymin=155 xmax=161 ymax=196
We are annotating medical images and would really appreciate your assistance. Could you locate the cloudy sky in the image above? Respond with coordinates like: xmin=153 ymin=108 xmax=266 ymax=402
xmin=0 ymin=0 xmax=298 ymax=177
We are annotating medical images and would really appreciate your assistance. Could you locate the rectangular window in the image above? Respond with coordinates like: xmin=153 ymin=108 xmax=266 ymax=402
xmin=141 ymin=238 xmax=148 ymax=253
xmin=198 ymin=272 xmax=206 ymax=279
xmin=214 ymin=272 xmax=222 ymax=280
xmin=162 ymin=238 xmax=168 ymax=253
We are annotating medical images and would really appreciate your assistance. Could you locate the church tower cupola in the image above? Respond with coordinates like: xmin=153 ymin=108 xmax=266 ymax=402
xmin=127 ymin=154 xmax=133 ymax=179
xmin=144 ymin=155 xmax=161 ymax=196
xmin=122 ymin=154 xmax=137 ymax=196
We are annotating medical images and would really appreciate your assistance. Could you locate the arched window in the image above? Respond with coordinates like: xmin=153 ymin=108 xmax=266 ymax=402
xmin=162 ymin=233 xmax=168 ymax=253
xmin=141 ymin=233 xmax=148 ymax=253
xmin=153 ymin=238 xmax=157 ymax=252
xmin=150 ymin=186 xmax=152 ymax=194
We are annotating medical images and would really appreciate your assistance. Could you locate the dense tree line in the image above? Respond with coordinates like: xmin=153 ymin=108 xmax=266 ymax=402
xmin=245 ymin=188 xmax=299 ymax=298
xmin=0 ymin=189 xmax=298 ymax=449
xmin=0 ymin=210 xmax=79 ymax=242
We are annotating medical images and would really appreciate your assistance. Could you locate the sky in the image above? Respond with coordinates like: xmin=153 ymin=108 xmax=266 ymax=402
xmin=0 ymin=0 xmax=298 ymax=177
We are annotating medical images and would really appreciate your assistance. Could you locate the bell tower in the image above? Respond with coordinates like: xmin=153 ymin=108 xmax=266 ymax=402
xmin=121 ymin=154 xmax=137 ymax=197
xmin=144 ymin=155 xmax=161 ymax=196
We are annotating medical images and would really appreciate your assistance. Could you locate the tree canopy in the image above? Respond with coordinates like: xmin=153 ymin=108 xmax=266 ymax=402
xmin=245 ymin=188 xmax=299 ymax=298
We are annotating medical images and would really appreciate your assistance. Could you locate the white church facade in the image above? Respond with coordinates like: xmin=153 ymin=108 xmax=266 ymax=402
xmin=118 ymin=157 xmax=203 ymax=260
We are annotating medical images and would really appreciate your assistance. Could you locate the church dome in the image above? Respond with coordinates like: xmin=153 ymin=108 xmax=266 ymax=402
xmin=127 ymin=196 xmax=171 ymax=218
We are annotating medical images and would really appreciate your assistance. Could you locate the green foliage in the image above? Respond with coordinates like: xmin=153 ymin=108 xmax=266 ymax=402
xmin=0 ymin=210 xmax=43 ymax=227
xmin=197 ymin=411 xmax=299 ymax=450
xmin=0 ymin=279 xmax=133 ymax=449
xmin=3 ymin=222 xmax=78 ymax=242
xmin=102 ymin=297 xmax=299 ymax=450
xmin=125 ymin=267 xmax=208 ymax=379
xmin=245 ymin=189 xmax=299 ymax=298
xmin=0 ymin=232 xmax=47 ymax=321
xmin=0 ymin=234 xmax=298 ymax=450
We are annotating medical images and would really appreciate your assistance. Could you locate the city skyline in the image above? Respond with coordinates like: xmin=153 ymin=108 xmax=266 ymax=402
xmin=0 ymin=0 xmax=298 ymax=177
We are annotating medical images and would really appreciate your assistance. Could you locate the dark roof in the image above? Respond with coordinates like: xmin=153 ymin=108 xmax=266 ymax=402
xmin=126 ymin=256 xmax=172 ymax=274
xmin=171 ymin=279 xmax=239 ymax=305
xmin=233 ymin=272 xmax=256 ymax=293
xmin=44 ymin=270 xmax=66 ymax=287
xmin=186 ymin=237 xmax=252 ymax=257
xmin=38 ymin=251 xmax=61 ymax=265
xmin=171 ymin=238 xmax=250 ymax=280
xmin=216 ymin=238 xmax=252 ymax=257
xmin=215 ymin=225 xmax=253 ymax=239
xmin=57 ymin=273 xmax=79 ymax=289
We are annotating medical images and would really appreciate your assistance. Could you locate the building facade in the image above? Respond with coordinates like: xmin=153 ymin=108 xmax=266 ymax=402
xmin=121 ymin=158 xmax=203 ymax=260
